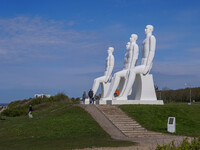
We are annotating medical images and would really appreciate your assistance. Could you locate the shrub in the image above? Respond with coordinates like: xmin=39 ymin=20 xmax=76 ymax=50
xmin=156 ymin=137 xmax=200 ymax=150
xmin=71 ymin=97 xmax=81 ymax=104
xmin=2 ymin=107 xmax=27 ymax=117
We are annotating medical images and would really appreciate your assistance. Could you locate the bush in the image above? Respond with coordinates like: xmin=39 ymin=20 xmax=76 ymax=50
xmin=71 ymin=97 xmax=81 ymax=104
xmin=156 ymin=137 xmax=200 ymax=150
xmin=53 ymin=93 xmax=70 ymax=102
xmin=2 ymin=107 xmax=27 ymax=117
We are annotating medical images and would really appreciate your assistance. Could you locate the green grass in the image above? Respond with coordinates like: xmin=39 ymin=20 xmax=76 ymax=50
xmin=0 ymin=102 xmax=134 ymax=150
xmin=120 ymin=103 xmax=200 ymax=137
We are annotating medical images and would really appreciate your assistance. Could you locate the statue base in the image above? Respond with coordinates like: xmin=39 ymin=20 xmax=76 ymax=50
xmin=128 ymin=74 xmax=157 ymax=100
xmin=98 ymin=99 xmax=163 ymax=105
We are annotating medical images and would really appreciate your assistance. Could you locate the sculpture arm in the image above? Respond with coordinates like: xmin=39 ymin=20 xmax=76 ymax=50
xmin=129 ymin=44 xmax=139 ymax=69
xmin=105 ymin=55 xmax=114 ymax=82
xmin=126 ymin=43 xmax=133 ymax=70
xmin=123 ymin=53 xmax=128 ymax=69
xmin=127 ymin=53 xmax=132 ymax=70
xmin=143 ymin=36 xmax=156 ymax=75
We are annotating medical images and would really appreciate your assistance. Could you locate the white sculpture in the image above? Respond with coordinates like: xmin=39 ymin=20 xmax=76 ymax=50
xmin=92 ymin=47 xmax=114 ymax=97
xmin=116 ymin=25 xmax=156 ymax=100
xmin=90 ymin=25 xmax=163 ymax=105
xmin=102 ymin=34 xmax=139 ymax=100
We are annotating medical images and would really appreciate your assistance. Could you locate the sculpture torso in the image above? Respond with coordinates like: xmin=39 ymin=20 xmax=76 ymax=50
xmin=123 ymin=42 xmax=137 ymax=70
xmin=123 ymin=52 xmax=128 ymax=69
xmin=141 ymin=34 xmax=156 ymax=75
xmin=104 ymin=54 xmax=114 ymax=76
xmin=126 ymin=49 xmax=132 ymax=68
xmin=141 ymin=37 xmax=150 ymax=65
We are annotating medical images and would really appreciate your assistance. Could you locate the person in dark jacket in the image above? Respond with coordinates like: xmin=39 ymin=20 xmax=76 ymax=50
xmin=28 ymin=105 xmax=33 ymax=118
xmin=88 ymin=89 xmax=94 ymax=104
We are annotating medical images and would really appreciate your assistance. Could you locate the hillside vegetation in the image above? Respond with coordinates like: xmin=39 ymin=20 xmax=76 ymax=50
xmin=156 ymin=87 xmax=200 ymax=103
xmin=0 ymin=95 xmax=133 ymax=150
xmin=1 ymin=93 xmax=74 ymax=117
xmin=120 ymin=103 xmax=200 ymax=137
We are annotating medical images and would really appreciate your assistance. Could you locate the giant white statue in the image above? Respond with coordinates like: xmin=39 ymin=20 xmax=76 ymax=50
xmin=92 ymin=47 xmax=114 ymax=97
xmin=102 ymin=34 xmax=139 ymax=100
xmin=116 ymin=25 xmax=156 ymax=100
xmin=91 ymin=25 xmax=163 ymax=105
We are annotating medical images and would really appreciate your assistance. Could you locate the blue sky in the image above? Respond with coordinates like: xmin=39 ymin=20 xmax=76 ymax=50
xmin=0 ymin=0 xmax=200 ymax=103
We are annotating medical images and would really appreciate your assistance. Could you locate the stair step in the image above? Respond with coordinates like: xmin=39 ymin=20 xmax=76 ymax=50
xmin=115 ymin=124 xmax=140 ymax=126
xmin=120 ymin=128 xmax=146 ymax=131
xmin=116 ymin=127 xmax=143 ymax=130
xmin=112 ymin=122 xmax=137 ymax=124
xmin=127 ymin=135 xmax=162 ymax=138
xmin=122 ymin=130 xmax=147 ymax=133
xmin=110 ymin=119 xmax=134 ymax=122
xmin=125 ymin=132 xmax=162 ymax=135
xmin=116 ymin=125 xmax=140 ymax=128
xmin=111 ymin=120 xmax=138 ymax=125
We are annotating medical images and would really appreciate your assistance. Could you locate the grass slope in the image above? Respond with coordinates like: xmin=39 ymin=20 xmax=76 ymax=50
xmin=120 ymin=103 xmax=200 ymax=137
xmin=0 ymin=102 xmax=133 ymax=150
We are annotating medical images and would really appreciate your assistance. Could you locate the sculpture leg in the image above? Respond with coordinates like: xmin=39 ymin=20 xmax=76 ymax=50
xmin=92 ymin=76 xmax=106 ymax=96
xmin=118 ymin=71 xmax=136 ymax=99
xmin=105 ymin=70 xmax=127 ymax=99
xmin=117 ymin=66 xmax=145 ymax=100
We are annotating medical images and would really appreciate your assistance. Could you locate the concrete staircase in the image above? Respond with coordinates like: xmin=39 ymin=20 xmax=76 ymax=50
xmin=97 ymin=105 xmax=162 ymax=138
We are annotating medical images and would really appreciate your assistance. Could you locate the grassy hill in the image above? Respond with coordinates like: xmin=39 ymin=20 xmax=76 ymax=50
xmin=0 ymin=95 xmax=133 ymax=150
xmin=120 ymin=103 xmax=200 ymax=137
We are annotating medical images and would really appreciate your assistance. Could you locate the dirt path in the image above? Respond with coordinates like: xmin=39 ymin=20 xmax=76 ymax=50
xmin=79 ymin=104 xmax=188 ymax=150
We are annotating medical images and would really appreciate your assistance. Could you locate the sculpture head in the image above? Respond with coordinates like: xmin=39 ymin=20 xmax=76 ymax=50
xmin=145 ymin=25 xmax=154 ymax=36
xmin=126 ymin=42 xmax=131 ymax=50
xmin=107 ymin=47 xmax=114 ymax=54
xmin=130 ymin=34 xmax=138 ymax=42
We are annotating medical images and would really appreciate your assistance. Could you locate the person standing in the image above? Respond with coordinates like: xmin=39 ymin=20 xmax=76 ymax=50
xmin=88 ymin=89 xmax=94 ymax=104
xmin=28 ymin=105 xmax=33 ymax=118
xmin=82 ymin=91 xmax=87 ymax=104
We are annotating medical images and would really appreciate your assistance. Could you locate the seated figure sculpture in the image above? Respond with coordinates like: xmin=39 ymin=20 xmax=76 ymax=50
xmin=102 ymin=34 xmax=139 ymax=100
xmin=92 ymin=47 xmax=114 ymax=97
xmin=116 ymin=25 xmax=156 ymax=100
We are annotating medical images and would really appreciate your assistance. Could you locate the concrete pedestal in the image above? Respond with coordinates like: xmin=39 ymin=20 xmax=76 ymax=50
xmin=100 ymin=82 xmax=111 ymax=98
xmin=128 ymin=74 xmax=157 ymax=100
xmin=99 ymin=100 xmax=163 ymax=105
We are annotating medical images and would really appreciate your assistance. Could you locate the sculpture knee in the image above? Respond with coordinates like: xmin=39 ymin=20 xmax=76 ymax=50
xmin=94 ymin=78 xmax=99 ymax=84
xmin=114 ymin=73 xmax=118 ymax=78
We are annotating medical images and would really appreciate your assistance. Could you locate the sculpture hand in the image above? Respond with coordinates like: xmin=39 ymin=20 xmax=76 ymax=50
xmin=143 ymin=65 xmax=150 ymax=75
xmin=126 ymin=70 xmax=130 ymax=78
xmin=105 ymin=75 xmax=111 ymax=83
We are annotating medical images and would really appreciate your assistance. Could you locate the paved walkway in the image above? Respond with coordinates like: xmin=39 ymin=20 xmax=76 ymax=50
xmin=79 ymin=104 xmax=188 ymax=149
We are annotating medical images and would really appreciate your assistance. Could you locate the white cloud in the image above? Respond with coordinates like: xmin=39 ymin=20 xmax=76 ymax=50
xmin=0 ymin=16 xmax=103 ymax=63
